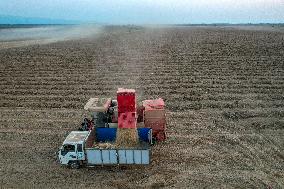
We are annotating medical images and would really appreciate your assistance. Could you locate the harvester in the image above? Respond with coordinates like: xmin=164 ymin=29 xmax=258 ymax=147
xmin=58 ymin=88 xmax=166 ymax=169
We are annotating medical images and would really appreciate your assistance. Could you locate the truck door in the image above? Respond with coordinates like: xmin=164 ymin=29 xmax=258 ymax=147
xmin=59 ymin=144 xmax=77 ymax=165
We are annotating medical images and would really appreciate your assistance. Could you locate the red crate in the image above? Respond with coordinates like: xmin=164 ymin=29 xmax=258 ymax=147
xmin=142 ymin=98 xmax=166 ymax=142
xmin=118 ymin=112 xmax=137 ymax=129
xmin=117 ymin=88 xmax=136 ymax=113
xmin=143 ymin=98 xmax=166 ymax=133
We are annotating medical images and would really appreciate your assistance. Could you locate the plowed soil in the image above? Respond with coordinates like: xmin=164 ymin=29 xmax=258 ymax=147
xmin=0 ymin=25 xmax=283 ymax=188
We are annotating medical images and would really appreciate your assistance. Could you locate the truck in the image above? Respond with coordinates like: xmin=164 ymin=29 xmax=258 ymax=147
xmin=58 ymin=128 xmax=152 ymax=169
xmin=58 ymin=88 xmax=166 ymax=168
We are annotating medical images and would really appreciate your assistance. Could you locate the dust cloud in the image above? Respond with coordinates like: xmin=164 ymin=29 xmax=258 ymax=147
xmin=0 ymin=25 xmax=102 ymax=49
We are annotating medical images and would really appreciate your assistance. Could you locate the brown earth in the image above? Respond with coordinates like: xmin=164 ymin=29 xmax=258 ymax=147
xmin=0 ymin=25 xmax=283 ymax=188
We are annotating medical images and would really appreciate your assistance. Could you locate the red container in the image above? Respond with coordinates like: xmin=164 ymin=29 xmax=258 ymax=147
xmin=143 ymin=98 xmax=166 ymax=141
xmin=118 ymin=112 xmax=137 ymax=129
xmin=117 ymin=88 xmax=136 ymax=113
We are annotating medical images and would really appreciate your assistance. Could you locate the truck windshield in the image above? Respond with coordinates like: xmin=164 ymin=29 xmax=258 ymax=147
xmin=61 ymin=144 xmax=75 ymax=156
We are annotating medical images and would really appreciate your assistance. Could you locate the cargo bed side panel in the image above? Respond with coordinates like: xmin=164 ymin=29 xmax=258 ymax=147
xmin=86 ymin=149 xmax=102 ymax=164
xmin=118 ymin=150 xmax=126 ymax=164
xmin=134 ymin=150 xmax=142 ymax=164
xmin=141 ymin=150 xmax=150 ymax=164
xmin=109 ymin=150 xmax=117 ymax=164
xmin=86 ymin=149 xmax=150 ymax=165
xmin=102 ymin=150 xmax=110 ymax=164
xmin=125 ymin=150 xmax=134 ymax=164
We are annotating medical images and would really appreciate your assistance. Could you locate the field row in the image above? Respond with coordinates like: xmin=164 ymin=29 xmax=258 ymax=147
xmin=1 ymin=97 xmax=283 ymax=111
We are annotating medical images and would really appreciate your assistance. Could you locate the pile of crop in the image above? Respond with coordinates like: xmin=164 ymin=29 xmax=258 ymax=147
xmin=116 ymin=128 xmax=139 ymax=147
xmin=93 ymin=143 xmax=116 ymax=149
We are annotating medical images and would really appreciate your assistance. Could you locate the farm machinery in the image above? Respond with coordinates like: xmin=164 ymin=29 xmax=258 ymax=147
xmin=58 ymin=88 xmax=166 ymax=168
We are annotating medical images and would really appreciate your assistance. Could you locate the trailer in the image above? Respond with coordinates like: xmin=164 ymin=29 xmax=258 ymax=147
xmin=58 ymin=128 xmax=152 ymax=169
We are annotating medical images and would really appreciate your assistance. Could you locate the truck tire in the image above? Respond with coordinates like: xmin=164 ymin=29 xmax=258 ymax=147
xmin=69 ymin=161 xmax=80 ymax=169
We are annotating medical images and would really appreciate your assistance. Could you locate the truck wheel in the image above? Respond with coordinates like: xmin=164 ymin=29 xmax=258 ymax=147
xmin=69 ymin=161 xmax=80 ymax=169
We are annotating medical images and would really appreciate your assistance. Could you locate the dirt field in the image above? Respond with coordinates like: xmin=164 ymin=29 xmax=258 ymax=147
xmin=0 ymin=25 xmax=283 ymax=188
